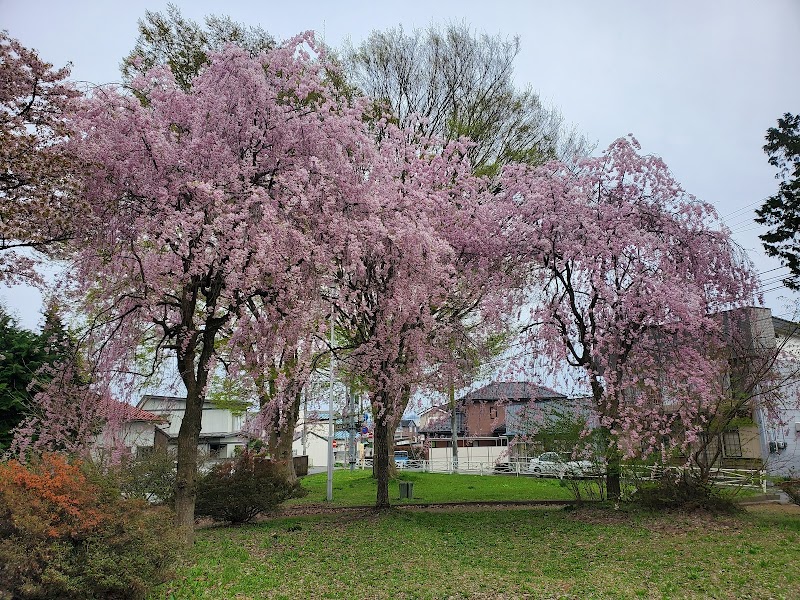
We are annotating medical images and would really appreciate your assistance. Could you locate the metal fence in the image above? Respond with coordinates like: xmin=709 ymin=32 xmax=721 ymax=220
xmin=352 ymin=459 xmax=766 ymax=492
xmin=624 ymin=464 xmax=767 ymax=493
xmin=357 ymin=458 xmax=555 ymax=476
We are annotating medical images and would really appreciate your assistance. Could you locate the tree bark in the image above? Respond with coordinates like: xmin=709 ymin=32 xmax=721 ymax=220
xmin=174 ymin=380 xmax=203 ymax=544
xmin=172 ymin=276 xmax=224 ymax=543
xmin=590 ymin=375 xmax=623 ymax=501
xmin=604 ymin=434 xmax=622 ymax=501
xmin=373 ymin=413 xmax=391 ymax=509
xmin=267 ymin=389 xmax=302 ymax=483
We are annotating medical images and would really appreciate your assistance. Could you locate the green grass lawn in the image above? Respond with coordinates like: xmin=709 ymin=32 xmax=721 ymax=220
xmin=289 ymin=469 xmax=577 ymax=506
xmin=155 ymin=504 xmax=800 ymax=599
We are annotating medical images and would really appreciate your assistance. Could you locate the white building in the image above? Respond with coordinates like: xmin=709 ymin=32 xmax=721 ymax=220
xmin=93 ymin=400 xmax=169 ymax=459
xmin=137 ymin=395 xmax=247 ymax=459
xmin=764 ymin=315 xmax=800 ymax=476
xmin=292 ymin=410 xmax=370 ymax=468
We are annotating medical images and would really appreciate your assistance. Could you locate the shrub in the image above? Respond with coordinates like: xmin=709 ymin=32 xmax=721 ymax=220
xmin=87 ymin=451 xmax=177 ymax=505
xmin=634 ymin=469 xmax=740 ymax=513
xmin=194 ymin=450 xmax=306 ymax=523
xmin=0 ymin=454 xmax=182 ymax=600
xmin=777 ymin=479 xmax=800 ymax=506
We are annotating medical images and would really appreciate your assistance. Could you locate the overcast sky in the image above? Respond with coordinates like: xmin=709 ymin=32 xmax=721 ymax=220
xmin=3 ymin=0 xmax=799 ymax=330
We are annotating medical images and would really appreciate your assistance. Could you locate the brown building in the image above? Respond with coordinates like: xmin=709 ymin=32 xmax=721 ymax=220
xmin=460 ymin=381 xmax=567 ymax=438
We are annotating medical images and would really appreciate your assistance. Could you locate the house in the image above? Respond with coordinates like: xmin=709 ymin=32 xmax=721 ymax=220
xmin=394 ymin=418 xmax=418 ymax=443
xmin=291 ymin=410 xmax=332 ymax=468
xmin=461 ymin=382 xmax=567 ymax=439
xmin=661 ymin=307 xmax=800 ymax=475
xmin=93 ymin=400 xmax=169 ymax=459
xmin=136 ymin=395 xmax=247 ymax=460
xmin=755 ymin=311 xmax=800 ymax=476
xmin=421 ymin=381 xmax=570 ymax=469
xmin=418 ymin=404 xmax=451 ymax=431
xmin=292 ymin=410 xmax=372 ymax=468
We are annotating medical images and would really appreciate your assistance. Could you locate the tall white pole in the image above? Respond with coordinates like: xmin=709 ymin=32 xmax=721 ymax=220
xmin=327 ymin=301 xmax=335 ymax=502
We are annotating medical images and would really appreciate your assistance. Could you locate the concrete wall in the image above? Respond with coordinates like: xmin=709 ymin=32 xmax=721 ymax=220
xmin=428 ymin=444 xmax=507 ymax=471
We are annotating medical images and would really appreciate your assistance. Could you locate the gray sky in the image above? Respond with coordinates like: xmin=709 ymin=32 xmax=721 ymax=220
xmin=3 ymin=0 xmax=799 ymax=330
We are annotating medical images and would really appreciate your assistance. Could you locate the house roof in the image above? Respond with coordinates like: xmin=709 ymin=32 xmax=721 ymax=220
xmin=460 ymin=382 xmax=566 ymax=402
xmin=773 ymin=316 xmax=800 ymax=338
xmin=137 ymin=394 xmax=186 ymax=409
xmin=419 ymin=404 xmax=448 ymax=417
xmin=100 ymin=400 xmax=167 ymax=423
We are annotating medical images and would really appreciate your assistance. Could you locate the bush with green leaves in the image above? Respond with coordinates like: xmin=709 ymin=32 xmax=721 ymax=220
xmin=87 ymin=451 xmax=177 ymax=505
xmin=634 ymin=468 xmax=741 ymax=513
xmin=0 ymin=454 xmax=182 ymax=600
xmin=194 ymin=451 xmax=306 ymax=523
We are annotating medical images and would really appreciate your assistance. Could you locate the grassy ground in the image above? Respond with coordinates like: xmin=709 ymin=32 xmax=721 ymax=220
xmin=155 ymin=504 xmax=800 ymax=599
xmin=289 ymin=470 xmax=578 ymax=506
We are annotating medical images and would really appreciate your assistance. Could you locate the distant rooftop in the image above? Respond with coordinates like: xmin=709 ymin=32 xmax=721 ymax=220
xmin=460 ymin=381 xmax=566 ymax=402
xmin=100 ymin=400 xmax=167 ymax=423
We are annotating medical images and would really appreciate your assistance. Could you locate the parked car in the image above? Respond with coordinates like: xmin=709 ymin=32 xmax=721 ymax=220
xmin=528 ymin=452 xmax=594 ymax=478
xmin=394 ymin=450 xmax=409 ymax=468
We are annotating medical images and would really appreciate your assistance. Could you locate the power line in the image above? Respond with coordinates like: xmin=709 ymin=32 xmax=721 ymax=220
xmin=719 ymin=197 xmax=769 ymax=221
xmin=759 ymin=266 xmax=790 ymax=275
xmin=762 ymin=284 xmax=792 ymax=294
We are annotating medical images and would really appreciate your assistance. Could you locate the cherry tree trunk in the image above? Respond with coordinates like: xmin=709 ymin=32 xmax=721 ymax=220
xmin=267 ymin=391 xmax=302 ymax=483
xmin=386 ymin=409 xmax=404 ymax=479
xmin=373 ymin=417 xmax=391 ymax=509
xmin=174 ymin=385 xmax=203 ymax=543
xmin=269 ymin=426 xmax=297 ymax=483
xmin=605 ymin=438 xmax=622 ymax=501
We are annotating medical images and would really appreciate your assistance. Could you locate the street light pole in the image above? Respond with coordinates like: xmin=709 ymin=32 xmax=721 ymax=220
xmin=327 ymin=301 xmax=335 ymax=502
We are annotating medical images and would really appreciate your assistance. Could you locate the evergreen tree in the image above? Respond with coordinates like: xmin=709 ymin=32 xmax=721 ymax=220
xmin=755 ymin=112 xmax=800 ymax=290
xmin=0 ymin=308 xmax=45 ymax=450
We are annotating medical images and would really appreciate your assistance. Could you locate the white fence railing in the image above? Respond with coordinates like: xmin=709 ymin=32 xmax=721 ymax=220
xmin=624 ymin=464 xmax=766 ymax=493
xmin=358 ymin=459 xmax=562 ymax=476
xmin=352 ymin=459 xmax=766 ymax=492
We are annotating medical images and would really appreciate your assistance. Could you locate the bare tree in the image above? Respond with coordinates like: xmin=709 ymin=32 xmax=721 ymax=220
xmin=343 ymin=23 xmax=586 ymax=175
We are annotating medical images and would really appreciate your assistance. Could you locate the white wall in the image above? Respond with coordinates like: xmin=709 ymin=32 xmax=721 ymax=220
xmin=428 ymin=445 xmax=507 ymax=471
xmin=768 ymin=328 xmax=800 ymax=476
xmin=139 ymin=397 xmax=243 ymax=437
xmin=93 ymin=421 xmax=158 ymax=457
xmin=292 ymin=427 xmax=329 ymax=468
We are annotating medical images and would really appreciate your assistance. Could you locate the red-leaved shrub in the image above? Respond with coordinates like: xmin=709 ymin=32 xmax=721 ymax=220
xmin=0 ymin=454 xmax=181 ymax=600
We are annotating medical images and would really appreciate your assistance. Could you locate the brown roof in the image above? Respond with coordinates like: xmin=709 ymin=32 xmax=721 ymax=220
xmin=460 ymin=381 xmax=566 ymax=402
xmin=99 ymin=400 xmax=167 ymax=423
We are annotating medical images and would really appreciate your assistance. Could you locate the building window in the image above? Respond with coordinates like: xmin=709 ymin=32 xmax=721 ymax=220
xmin=209 ymin=443 xmax=225 ymax=459
xmin=489 ymin=406 xmax=498 ymax=419
xmin=723 ymin=429 xmax=742 ymax=458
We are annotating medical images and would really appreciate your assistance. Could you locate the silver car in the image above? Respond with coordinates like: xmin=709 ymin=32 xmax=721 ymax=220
xmin=528 ymin=452 xmax=594 ymax=478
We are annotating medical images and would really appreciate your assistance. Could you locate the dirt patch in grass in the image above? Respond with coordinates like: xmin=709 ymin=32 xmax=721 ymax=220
xmin=745 ymin=502 xmax=800 ymax=516
xmin=563 ymin=504 xmax=750 ymax=534
xmin=639 ymin=510 xmax=744 ymax=535
xmin=278 ymin=503 xmax=373 ymax=518
xmin=565 ymin=506 xmax=633 ymax=526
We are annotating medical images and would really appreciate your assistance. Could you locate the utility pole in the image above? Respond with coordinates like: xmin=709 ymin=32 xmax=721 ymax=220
xmin=450 ymin=376 xmax=459 ymax=472
xmin=348 ymin=385 xmax=358 ymax=471
xmin=327 ymin=301 xmax=335 ymax=502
